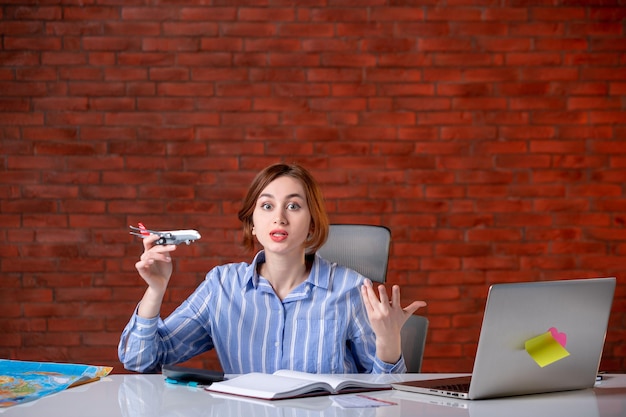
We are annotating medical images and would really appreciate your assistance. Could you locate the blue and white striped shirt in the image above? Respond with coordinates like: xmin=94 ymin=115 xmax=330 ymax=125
xmin=118 ymin=251 xmax=405 ymax=374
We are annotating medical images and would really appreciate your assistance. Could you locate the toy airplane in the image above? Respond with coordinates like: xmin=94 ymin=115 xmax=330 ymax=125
xmin=129 ymin=223 xmax=201 ymax=246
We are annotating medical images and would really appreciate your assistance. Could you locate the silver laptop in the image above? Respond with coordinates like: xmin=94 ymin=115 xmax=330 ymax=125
xmin=392 ymin=277 xmax=616 ymax=400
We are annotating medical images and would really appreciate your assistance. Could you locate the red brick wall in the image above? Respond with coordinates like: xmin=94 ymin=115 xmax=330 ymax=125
xmin=1 ymin=2 xmax=625 ymax=373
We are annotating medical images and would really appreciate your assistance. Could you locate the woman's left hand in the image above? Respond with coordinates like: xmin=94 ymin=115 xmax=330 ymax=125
xmin=361 ymin=279 xmax=427 ymax=364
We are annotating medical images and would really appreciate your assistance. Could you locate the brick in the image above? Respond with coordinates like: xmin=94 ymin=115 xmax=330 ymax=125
xmin=522 ymin=256 xmax=579 ymax=270
xmin=362 ymin=112 xmax=416 ymax=125
xmin=397 ymin=199 xmax=449 ymax=214
xmin=81 ymin=332 xmax=121 ymax=346
xmin=83 ymin=37 xmax=141 ymax=52
xmin=5 ymin=36 xmax=61 ymax=51
xmin=0 ymin=289 xmax=53 ymax=303
xmin=141 ymin=121 xmax=198 ymax=138
xmin=476 ymin=37 xmax=532 ymax=52
xmin=375 ymin=83 xmax=428 ymax=98
xmin=536 ymin=38 xmax=588 ymax=51
xmin=0 ymin=215 xmax=22 ymax=228
xmin=48 ymin=317 xmax=106 ymax=332
xmin=590 ymin=111 xmax=626 ymax=124
xmin=24 ymin=333 xmax=82 ymax=347
xmin=265 ymin=143 xmax=313 ymax=155
xmin=474 ymin=141 xmax=526 ymax=154
xmin=281 ymin=23 xmax=335 ymax=37
xmin=422 ymin=68 xmax=463 ymax=82
xmin=453 ymin=22 xmax=509 ymax=36
xmin=489 ymin=243 xmax=548 ymax=255
xmin=463 ymin=256 xmax=520 ymax=270
xmin=556 ymin=211 xmax=612 ymax=227
xmin=16 ymin=67 xmax=57 ymax=81
xmin=179 ymin=6 xmax=236 ymax=21
xmin=396 ymin=97 xmax=450 ymax=111
xmin=0 ymin=318 xmax=47 ymax=332
xmin=421 ymin=256 xmax=463 ymax=271
xmin=506 ymin=52 xmax=562 ymax=66
xmin=497 ymin=213 xmax=553 ymax=227
xmin=419 ymin=38 xmax=474 ymax=52
xmin=529 ymin=140 xmax=586 ymax=153
xmin=589 ymin=7 xmax=626 ymax=20
xmin=453 ymin=97 xmax=507 ymax=110
xmin=370 ymin=7 xmax=424 ymax=21
xmin=66 ymin=81 xmax=124 ymax=97
xmin=570 ymin=22 xmax=623 ymax=37
xmin=610 ymin=83 xmax=626 ymax=95
xmin=322 ymin=53 xmax=377 ymax=67
xmin=424 ymin=185 xmax=465 ymax=198
xmin=66 ymin=156 xmax=124 ymax=171
xmin=564 ymin=53 xmax=621 ymax=66
xmin=583 ymin=68 xmax=626 ymax=81
xmin=23 ymin=302 xmax=80 ymax=317
xmin=337 ymin=22 xmax=396 ymax=37
xmin=237 ymin=6 xmax=295 ymax=21
xmin=592 ymin=169 xmax=626 ymax=183
xmin=467 ymin=229 xmax=522 ymax=242
xmin=117 ymin=52 xmax=175 ymax=66
xmin=534 ymin=111 xmax=589 ymax=124
xmin=522 ymin=68 xmax=580 ymax=82
xmin=435 ymin=53 xmax=495 ymax=66
xmin=483 ymin=7 xmax=528 ymax=21
xmin=243 ymin=127 xmax=292 ymax=141
xmin=222 ymin=22 xmax=277 ymax=37
xmin=610 ymin=156 xmax=626 ymax=168
xmin=440 ymin=156 xmax=495 ymax=169
xmin=20 ymin=243 xmax=81 ymax=260
xmin=196 ymin=123 xmax=246 ymax=140
xmin=464 ymin=68 xmax=519 ymax=82
xmin=0 ymin=334 xmax=21 ymax=347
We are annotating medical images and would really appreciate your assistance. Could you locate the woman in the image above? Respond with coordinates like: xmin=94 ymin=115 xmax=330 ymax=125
xmin=118 ymin=163 xmax=426 ymax=374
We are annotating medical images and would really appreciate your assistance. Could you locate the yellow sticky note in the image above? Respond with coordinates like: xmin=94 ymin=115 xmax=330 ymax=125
xmin=525 ymin=330 xmax=570 ymax=368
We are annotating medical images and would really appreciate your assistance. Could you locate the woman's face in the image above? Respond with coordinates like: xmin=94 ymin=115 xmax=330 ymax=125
xmin=252 ymin=175 xmax=312 ymax=256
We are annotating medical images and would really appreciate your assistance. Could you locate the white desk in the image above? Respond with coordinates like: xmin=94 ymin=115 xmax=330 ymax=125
xmin=2 ymin=373 xmax=625 ymax=417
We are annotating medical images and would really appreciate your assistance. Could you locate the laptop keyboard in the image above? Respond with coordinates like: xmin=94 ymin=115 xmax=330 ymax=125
xmin=432 ymin=383 xmax=470 ymax=392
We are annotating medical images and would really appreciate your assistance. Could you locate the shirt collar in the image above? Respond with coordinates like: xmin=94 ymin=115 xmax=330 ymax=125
xmin=242 ymin=251 xmax=332 ymax=291
xmin=241 ymin=250 xmax=265 ymax=290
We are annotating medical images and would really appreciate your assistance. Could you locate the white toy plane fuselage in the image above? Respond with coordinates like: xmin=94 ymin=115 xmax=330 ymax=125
xmin=129 ymin=225 xmax=201 ymax=245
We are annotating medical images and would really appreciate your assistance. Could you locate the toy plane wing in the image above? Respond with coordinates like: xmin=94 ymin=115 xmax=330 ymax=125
xmin=129 ymin=224 xmax=201 ymax=245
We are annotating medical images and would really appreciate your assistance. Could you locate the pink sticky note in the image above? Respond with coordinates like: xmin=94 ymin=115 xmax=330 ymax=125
xmin=549 ymin=327 xmax=567 ymax=347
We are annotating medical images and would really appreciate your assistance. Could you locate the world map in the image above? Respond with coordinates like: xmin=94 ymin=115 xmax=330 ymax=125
xmin=0 ymin=359 xmax=112 ymax=408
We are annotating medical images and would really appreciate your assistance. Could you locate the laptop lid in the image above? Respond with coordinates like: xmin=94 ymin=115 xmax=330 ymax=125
xmin=393 ymin=277 xmax=616 ymax=400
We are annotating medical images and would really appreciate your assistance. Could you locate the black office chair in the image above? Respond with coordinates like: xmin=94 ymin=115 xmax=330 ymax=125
xmin=317 ymin=224 xmax=429 ymax=372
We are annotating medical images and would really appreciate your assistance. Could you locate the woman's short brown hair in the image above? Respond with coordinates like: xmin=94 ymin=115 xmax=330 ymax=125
xmin=237 ymin=163 xmax=329 ymax=254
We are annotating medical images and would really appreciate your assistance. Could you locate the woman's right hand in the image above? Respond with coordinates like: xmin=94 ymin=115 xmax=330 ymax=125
xmin=135 ymin=234 xmax=177 ymax=318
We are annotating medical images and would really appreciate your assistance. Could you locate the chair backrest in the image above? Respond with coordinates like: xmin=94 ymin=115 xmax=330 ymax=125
xmin=317 ymin=224 xmax=391 ymax=283
xmin=317 ymin=224 xmax=428 ymax=372
xmin=401 ymin=315 xmax=429 ymax=373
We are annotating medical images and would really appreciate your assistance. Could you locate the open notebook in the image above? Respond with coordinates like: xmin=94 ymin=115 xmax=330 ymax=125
xmin=392 ymin=277 xmax=616 ymax=400
xmin=206 ymin=370 xmax=392 ymax=400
